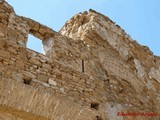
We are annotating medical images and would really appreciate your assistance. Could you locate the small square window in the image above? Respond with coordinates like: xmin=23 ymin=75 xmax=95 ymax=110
xmin=27 ymin=34 xmax=43 ymax=54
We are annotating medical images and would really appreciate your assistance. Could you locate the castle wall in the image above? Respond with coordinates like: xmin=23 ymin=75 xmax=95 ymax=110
xmin=0 ymin=2 xmax=100 ymax=119
xmin=1 ymin=1 xmax=160 ymax=120
xmin=0 ymin=21 xmax=100 ymax=119
xmin=59 ymin=10 xmax=160 ymax=120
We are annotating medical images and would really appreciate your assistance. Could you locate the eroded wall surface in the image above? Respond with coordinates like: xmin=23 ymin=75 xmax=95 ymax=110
xmin=0 ymin=1 xmax=160 ymax=120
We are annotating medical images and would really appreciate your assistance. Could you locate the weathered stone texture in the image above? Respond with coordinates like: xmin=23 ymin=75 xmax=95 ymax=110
xmin=0 ymin=1 xmax=160 ymax=120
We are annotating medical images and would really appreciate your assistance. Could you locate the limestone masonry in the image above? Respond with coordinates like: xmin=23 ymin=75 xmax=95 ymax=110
xmin=0 ymin=1 xmax=160 ymax=120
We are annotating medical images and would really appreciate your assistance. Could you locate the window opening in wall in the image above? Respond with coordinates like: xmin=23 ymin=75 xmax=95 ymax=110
xmin=96 ymin=116 xmax=102 ymax=120
xmin=82 ymin=59 xmax=84 ymax=73
xmin=23 ymin=78 xmax=32 ymax=85
xmin=90 ymin=103 xmax=99 ymax=110
xmin=27 ymin=34 xmax=43 ymax=54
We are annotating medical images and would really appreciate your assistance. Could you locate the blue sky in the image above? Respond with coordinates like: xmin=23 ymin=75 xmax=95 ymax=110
xmin=7 ymin=0 xmax=160 ymax=56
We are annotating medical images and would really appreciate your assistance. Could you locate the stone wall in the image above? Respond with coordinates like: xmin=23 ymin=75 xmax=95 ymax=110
xmin=0 ymin=17 xmax=100 ymax=120
xmin=59 ymin=9 xmax=160 ymax=120
xmin=1 ymin=1 xmax=160 ymax=120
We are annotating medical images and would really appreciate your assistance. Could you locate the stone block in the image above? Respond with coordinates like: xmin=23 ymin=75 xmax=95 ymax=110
xmin=37 ymin=74 xmax=48 ymax=83
xmin=39 ymin=27 xmax=46 ymax=35
xmin=48 ymin=78 xmax=57 ymax=86
xmin=0 ymin=31 xmax=4 ymax=37
xmin=23 ymin=71 xmax=36 ymax=79
xmin=15 ymin=60 xmax=25 ymax=69
xmin=0 ymin=50 xmax=10 ymax=58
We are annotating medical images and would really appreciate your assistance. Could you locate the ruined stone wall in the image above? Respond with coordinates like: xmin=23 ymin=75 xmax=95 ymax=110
xmin=0 ymin=2 xmax=100 ymax=120
xmin=1 ymin=1 xmax=160 ymax=120
xmin=59 ymin=9 xmax=160 ymax=120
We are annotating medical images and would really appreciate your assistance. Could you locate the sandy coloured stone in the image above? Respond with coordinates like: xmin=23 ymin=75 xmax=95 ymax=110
xmin=48 ymin=78 xmax=57 ymax=86
xmin=0 ymin=50 xmax=10 ymax=58
xmin=15 ymin=60 xmax=25 ymax=69
xmin=39 ymin=27 xmax=46 ymax=35
xmin=0 ymin=31 xmax=4 ymax=37
xmin=37 ymin=74 xmax=48 ymax=83
xmin=0 ymin=1 xmax=159 ymax=120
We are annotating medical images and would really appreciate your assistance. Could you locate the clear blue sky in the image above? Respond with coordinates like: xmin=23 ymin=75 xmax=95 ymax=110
xmin=7 ymin=0 xmax=160 ymax=56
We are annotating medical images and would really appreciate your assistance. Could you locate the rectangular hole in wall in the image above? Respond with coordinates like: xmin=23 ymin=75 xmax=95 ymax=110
xmin=82 ymin=59 xmax=84 ymax=73
xmin=27 ymin=34 xmax=43 ymax=54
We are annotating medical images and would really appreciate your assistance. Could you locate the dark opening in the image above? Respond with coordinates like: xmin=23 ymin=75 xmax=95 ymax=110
xmin=90 ymin=103 xmax=99 ymax=110
xmin=23 ymin=79 xmax=32 ymax=85
xmin=82 ymin=59 xmax=84 ymax=73
xmin=96 ymin=116 xmax=102 ymax=120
